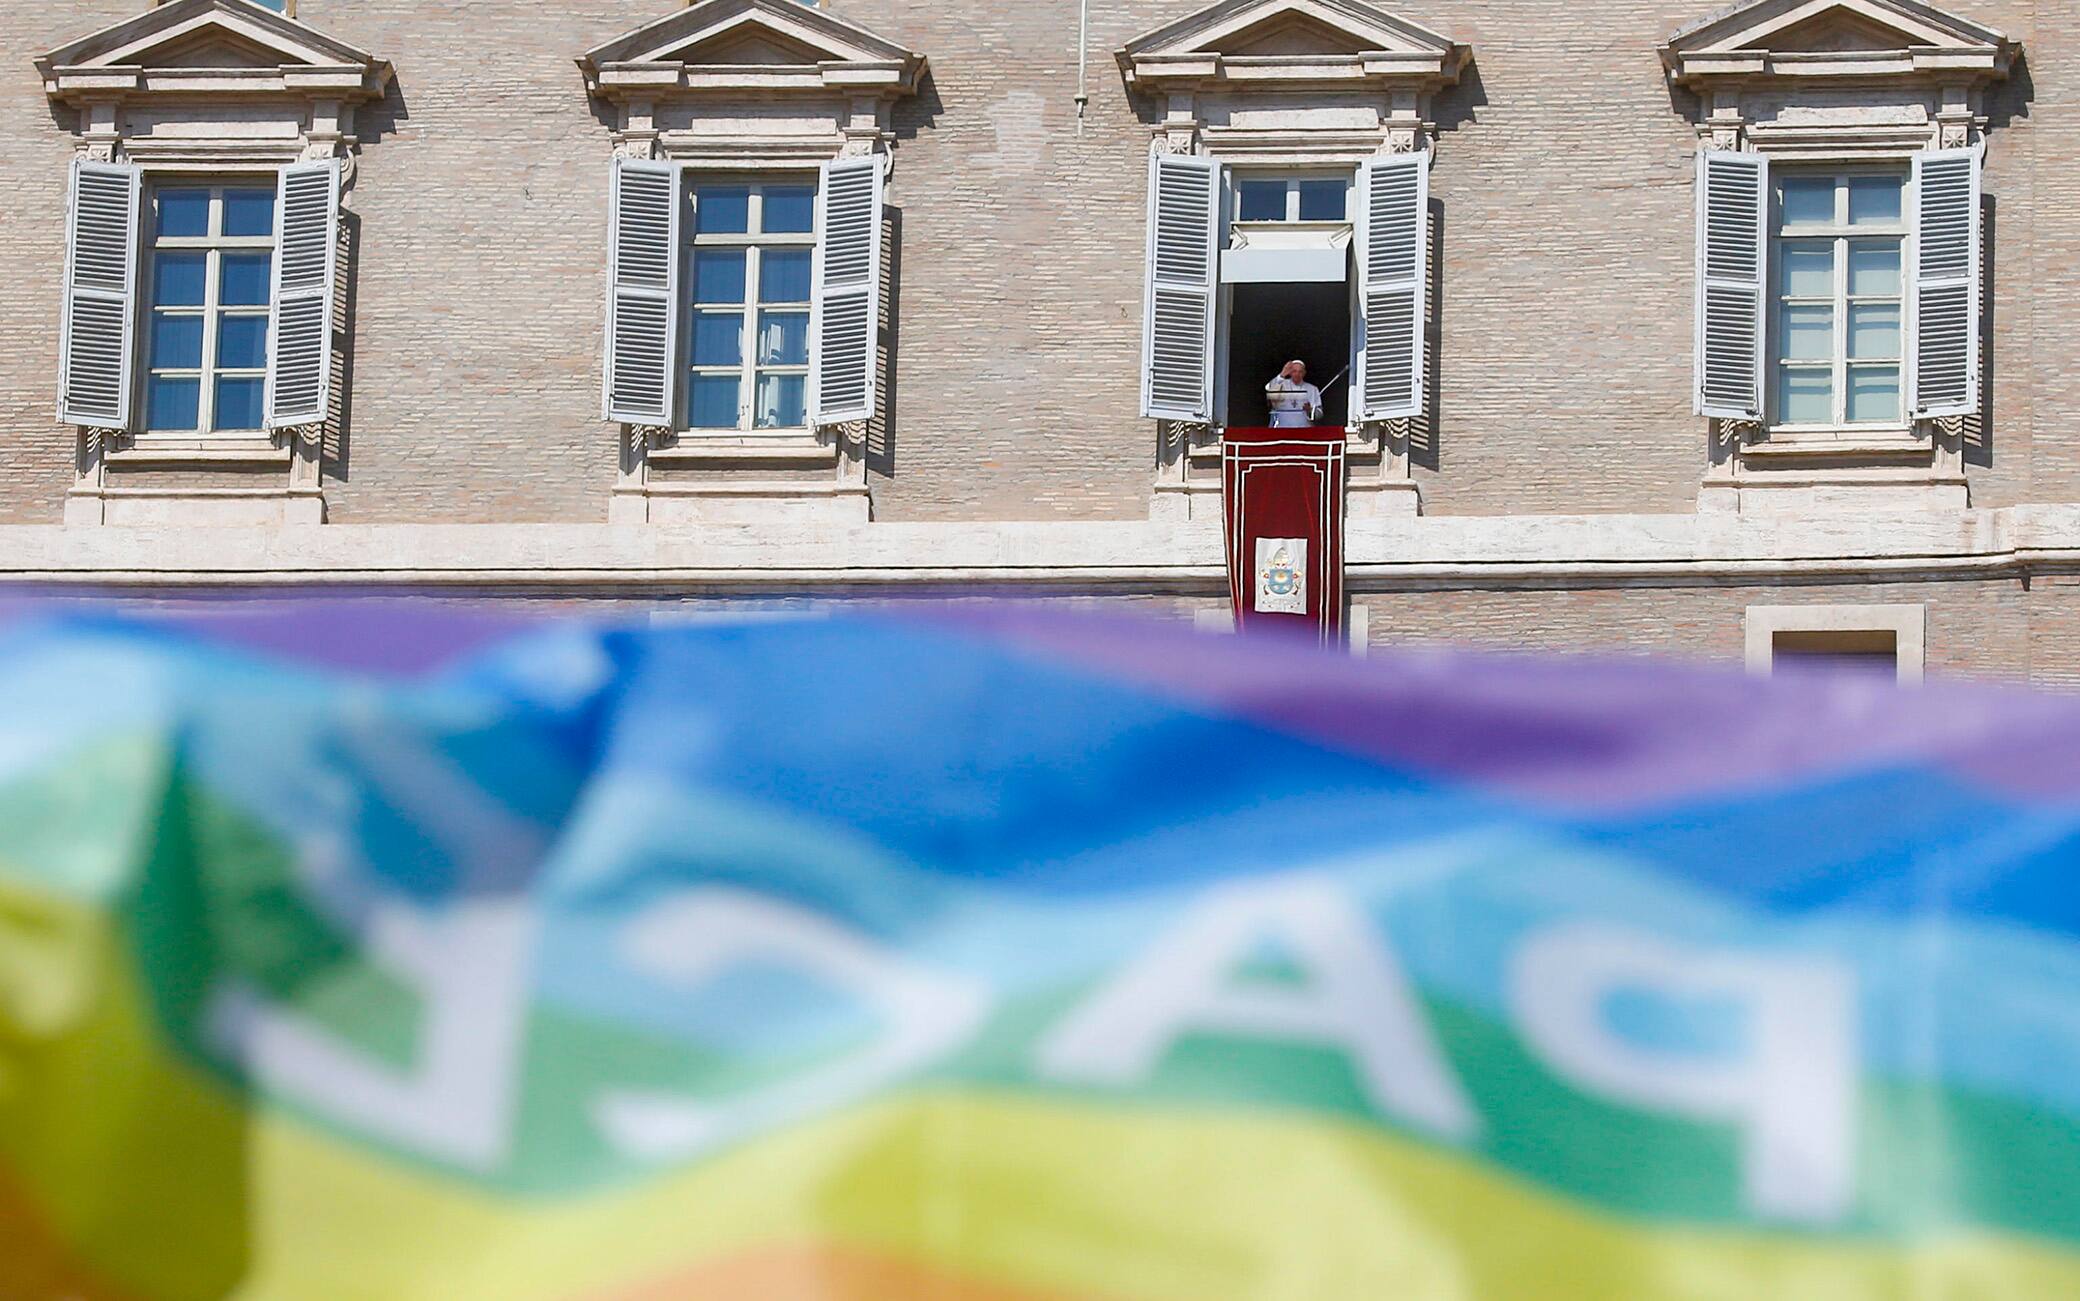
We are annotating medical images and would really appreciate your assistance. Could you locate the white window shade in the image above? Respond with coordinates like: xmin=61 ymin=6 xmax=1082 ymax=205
xmin=1222 ymin=225 xmax=1351 ymax=285
xmin=810 ymin=153 xmax=885 ymax=427
xmin=1140 ymin=152 xmax=1220 ymax=422
xmin=1695 ymin=150 xmax=1769 ymax=421
xmin=603 ymin=156 xmax=682 ymax=426
xmin=265 ymin=158 xmax=341 ymax=430
xmin=58 ymin=158 xmax=142 ymax=429
xmin=1355 ymin=151 xmax=1428 ymax=423
xmin=1910 ymin=145 xmax=1983 ymax=420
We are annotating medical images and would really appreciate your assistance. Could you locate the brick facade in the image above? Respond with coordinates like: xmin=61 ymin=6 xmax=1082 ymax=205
xmin=5 ymin=0 xmax=2079 ymax=683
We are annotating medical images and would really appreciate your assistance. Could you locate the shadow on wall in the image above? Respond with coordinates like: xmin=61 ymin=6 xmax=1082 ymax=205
xmin=323 ymin=77 xmax=410 ymax=489
xmin=1968 ymin=49 xmax=2032 ymax=471
xmin=871 ymin=67 xmax=943 ymax=483
xmin=1432 ymin=53 xmax=1487 ymax=138
xmin=889 ymin=64 xmax=945 ymax=146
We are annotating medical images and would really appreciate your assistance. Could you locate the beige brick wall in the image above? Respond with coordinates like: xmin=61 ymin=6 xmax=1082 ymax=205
xmin=1355 ymin=578 xmax=2054 ymax=683
xmin=0 ymin=0 xmax=2060 ymax=523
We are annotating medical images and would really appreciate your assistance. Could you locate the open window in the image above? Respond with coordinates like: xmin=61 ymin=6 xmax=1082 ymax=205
xmin=1220 ymin=169 xmax=1355 ymax=429
xmin=1667 ymin=0 xmax=2016 ymax=512
xmin=1121 ymin=0 xmax=1465 ymax=521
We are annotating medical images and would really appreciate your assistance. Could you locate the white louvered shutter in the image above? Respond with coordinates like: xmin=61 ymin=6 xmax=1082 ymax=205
xmin=603 ymin=156 xmax=682 ymax=425
xmin=265 ymin=159 xmax=341 ymax=429
xmin=810 ymin=153 xmax=885 ymax=426
xmin=58 ymin=159 xmax=142 ymax=429
xmin=1140 ymin=152 xmax=1220 ymax=422
xmin=1910 ymin=146 xmax=1983 ymax=420
xmin=1356 ymin=151 xmax=1429 ymax=422
xmin=1695 ymin=150 xmax=1769 ymax=420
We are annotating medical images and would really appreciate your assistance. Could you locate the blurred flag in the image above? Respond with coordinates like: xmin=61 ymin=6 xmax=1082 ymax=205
xmin=3 ymin=603 xmax=2080 ymax=1300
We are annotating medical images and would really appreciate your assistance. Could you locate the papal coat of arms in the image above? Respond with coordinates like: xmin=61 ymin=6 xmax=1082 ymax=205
xmin=1253 ymin=537 xmax=1308 ymax=615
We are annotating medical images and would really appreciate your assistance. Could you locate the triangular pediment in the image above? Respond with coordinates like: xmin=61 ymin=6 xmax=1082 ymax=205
xmin=1125 ymin=0 xmax=1458 ymax=62
xmin=1665 ymin=0 xmax=2012 ymax=67
xmin=1744 ymin=10 xmax=1933 ymax=51
xmin=582 ymin=0 xmax=919 ymax=73
xmin=37 ymin=0 xmax=385 ymax=78
xmin=1216 ymin=14 xmax=1377 ymax=57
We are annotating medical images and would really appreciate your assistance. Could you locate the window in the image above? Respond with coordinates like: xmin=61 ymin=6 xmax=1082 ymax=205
xmin=1141 ymin=153 xmax=1425 ymax=428
xmin=1745 ymin=604 xmax=1925 ymax=683
xmin=1234 ymin=174 xmax=1349 ymax=223
xmin=687 ymin=179 xmax=817 ymax=432
xmin=143 ymin=184 xmax=275 ymax=436
xmin=1769 ymin=170 xmax=1907 ymax=429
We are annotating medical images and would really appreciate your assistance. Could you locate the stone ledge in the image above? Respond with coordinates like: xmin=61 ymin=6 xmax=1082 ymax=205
xmin=2 ymin=506 xmax=2078 ymax=591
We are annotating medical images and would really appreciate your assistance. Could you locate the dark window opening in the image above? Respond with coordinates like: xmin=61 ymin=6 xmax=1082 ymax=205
xmin=1223 ymin=280 xmax=1351 ymax=429
xmin=1772 ymin=629 xmax=1899 ymax=677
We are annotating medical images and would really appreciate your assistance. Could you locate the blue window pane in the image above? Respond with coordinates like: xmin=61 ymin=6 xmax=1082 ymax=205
xmin=214 ymin=377 xmax=266 ymax=431
xmin=763 ymin=186 xmax=816 ymax=234
xmin=693 ymin=249 xmax=747 ymax=303
xmin=695 ymin=186 xmax=750 ymax=235
xmin=759 ymin=249 xmax=812 ymax=303
xmin=1847 ymin=366 xmax=1901 ymax=423
xmin=1780 ymin=177 xmax=1835 ymax=227
xmin=149 ymin=313 xmax=203 ymax=369
xmin=1778 ymin=304 xmax=1831 ymax=362
xmin=1297 ymin=179 xmax=1346 ymax=221
xmin=217 ymin=316 xmax=270 ymax=370
xmin=147 ymin=376 xmax=200 ymax=431
xmin=689 ymin=374 xmax=741 ymax=428
xmin=222 ymin=189 xmax=276 ymax=237
xmin=1848 ymin=242 xmax=1901 ymax=297
xmin=156 ymin=190 xmax=209 ymax=238
xmin=757 ymin=311 xmax=808 ymax=366
xmin=1779 ymin=244 xmax=1834 ymax=298
xmin=756 ymin=373 xmax=807 ymax=428
xmin=1848 ymin=176 xmax=1904 ymax=227
xmin=1237 ymin=180 xmax=1284 ymax=222
xmin=220 ymin=253 xmax=272 ymax=306
xmin=691 ymin=312 xmax=744 ymax=367
xmin=1777 ymin=368 xmax=1833 ymax=424
xmin=152 ymin=252 xmax=207 ymax=307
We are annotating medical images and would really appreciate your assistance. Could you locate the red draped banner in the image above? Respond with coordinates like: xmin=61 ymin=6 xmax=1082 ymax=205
xmin=1221 ymin=427 xmax=1347 ymax=646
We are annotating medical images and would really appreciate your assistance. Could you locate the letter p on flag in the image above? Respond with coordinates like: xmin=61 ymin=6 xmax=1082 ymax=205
xmin=1509 ymin=923 xmax=1858 ymax=1225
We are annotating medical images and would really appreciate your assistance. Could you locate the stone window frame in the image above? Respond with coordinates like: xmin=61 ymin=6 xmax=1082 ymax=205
xmin=138 ymin=180 xmax=282 ymax=440
xmin=1744 ymin=602 xmax=1926 ymax=683
xmin=1664 ymin=0 xmax=2018 ymax=511
xmin=1118 ymin=0 xmax=1471 ymax=524
xmin=38 ymin=0 xmax=389 ymax=524
xmin=579 ymin=0 xmax=925 ymax=525
xmin=682 ymin=174 xmax=821 ymax=436
xmin=1763 ymin=164 xmax=1912 ymax=436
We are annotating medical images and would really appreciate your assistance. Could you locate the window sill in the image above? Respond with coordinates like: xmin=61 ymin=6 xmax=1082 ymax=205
xmin=107 ymin=436 xmax=289 ymax=466
xmin=648 ymin=430 xmax=837 ymax=465
xmin=1746 ymin=425 xmax=1924 ymax=459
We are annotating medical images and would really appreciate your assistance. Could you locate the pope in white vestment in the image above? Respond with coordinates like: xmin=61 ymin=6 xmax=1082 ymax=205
xmin=1266 ymin=360 xmax=1324 ymax=428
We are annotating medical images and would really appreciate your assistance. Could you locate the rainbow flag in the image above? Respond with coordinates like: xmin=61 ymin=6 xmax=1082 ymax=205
xmin=4 ymin=603 xmax=2080 ymax=1300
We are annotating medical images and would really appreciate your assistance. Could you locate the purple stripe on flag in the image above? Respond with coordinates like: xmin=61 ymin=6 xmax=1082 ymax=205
xmin=921 ymin=603 xmax=2080 ymax=810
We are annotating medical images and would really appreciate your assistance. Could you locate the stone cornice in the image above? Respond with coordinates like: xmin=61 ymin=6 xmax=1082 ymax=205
xmin=1120 ymin=0 xmax=1467 ymax=94
xmin=10 ymin=507 xmax=2080 ymax=591
xmin=36 ymin=0 xmax=390 ymax=108
xmin=1662 ymin=0 xmax=2015 ymax=90
xmin=578 ymin=0 xmax=924 ymax=106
